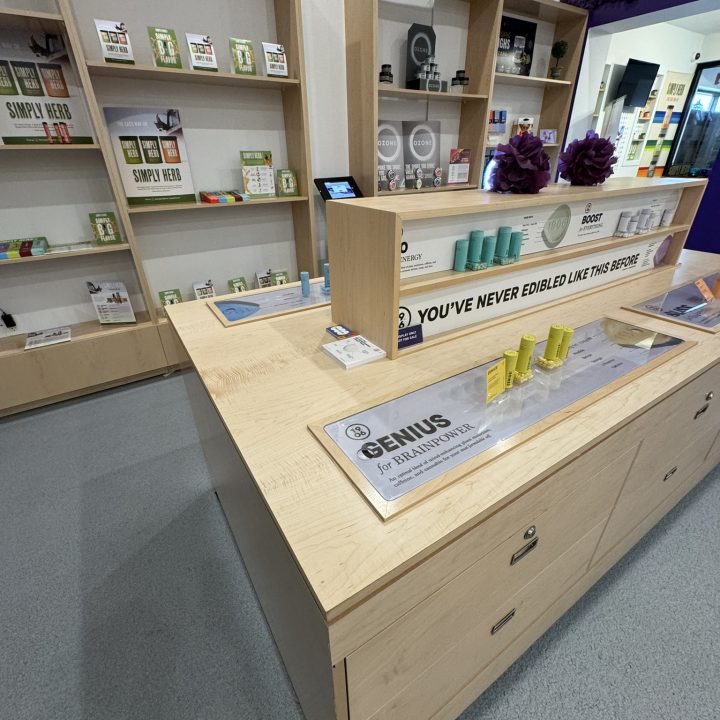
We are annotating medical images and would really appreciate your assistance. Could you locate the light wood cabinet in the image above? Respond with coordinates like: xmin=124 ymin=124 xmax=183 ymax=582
xmin=355 ymin=523 xmax=605 ymax=720
xmin=169 ymin=248 xmax=720 ymax=720
xmin=346 ymin=448 xmax=632 ymax=719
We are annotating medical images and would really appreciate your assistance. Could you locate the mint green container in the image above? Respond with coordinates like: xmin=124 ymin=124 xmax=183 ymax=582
xmin=480 ymin=235 xmax=496 ymax=265
xmin=468 ymin=230 xmax=483 ymax=264
xmin=454 ymin=238 xmax=469 ymax=272
xmin=510 ymin=231 xmax=524 ymax=261
xmin=496 ymin=226 xmax=512 ymax=258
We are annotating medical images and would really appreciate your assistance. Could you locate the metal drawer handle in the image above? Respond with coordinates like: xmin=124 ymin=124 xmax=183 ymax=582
xmin=491 ymin=609 xmax=516 ymax=636
xmin=695 ymin=403 xmax=709 ymax=420
xmin=663 ymin=466 xmax=678 ymax=482
xmin=510 ymin=537 xmax=539 ymax=566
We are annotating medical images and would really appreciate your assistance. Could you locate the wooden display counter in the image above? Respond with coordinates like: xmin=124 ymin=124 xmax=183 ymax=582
xmin=167 ymin=249 xmax=720 ymax=720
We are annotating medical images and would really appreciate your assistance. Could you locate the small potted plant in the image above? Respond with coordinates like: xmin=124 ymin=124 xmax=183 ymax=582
xmin=549 ymin=40 xmax=568 ymax=80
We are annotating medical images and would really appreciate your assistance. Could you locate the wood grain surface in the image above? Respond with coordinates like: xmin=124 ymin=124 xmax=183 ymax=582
xmin=166 ymin=249 xmax=720 ymax=621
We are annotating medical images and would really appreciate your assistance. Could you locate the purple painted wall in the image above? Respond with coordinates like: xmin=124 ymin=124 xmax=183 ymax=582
xmin=563 ymin=0 xmax=698 ymax=27
xmin=685 ymin=161 xmax=720 ymax=253
xmin=564 ymin=0 xmax=719 ymax=254
xmin=588 ymin=0 xmax=698 ymax=28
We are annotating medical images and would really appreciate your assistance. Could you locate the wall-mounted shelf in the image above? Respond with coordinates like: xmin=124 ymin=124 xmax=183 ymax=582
xmin=398 ymin=224 xmax=691 ymax=297
xmin=0 ymin=311 xmax=154 ymax=359
xmin=378 ymin=86 xmax=488 ymax=102
xmin=0 ymin=143 xmax=100 ymax=151
xmin=0 ymin=6 xmax=64 ymax=29
xmin=493 ymin=73 xmax=572 ymax=89
xmin=86 ymin=60 xmax=301 ymax=89
xmin=503 ymin=0 xmax=587 ymax=21
xmin=0 ymin=244 xmax=130 ymax=266
xmin=127 ymin=196 xmax=309 ymax=214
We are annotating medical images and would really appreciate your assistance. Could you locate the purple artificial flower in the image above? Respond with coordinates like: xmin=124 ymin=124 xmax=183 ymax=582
xmin=490 ymin=133 xmax=551 ymax=194
xmin=558 ymin=130 xmax=617 ymax=186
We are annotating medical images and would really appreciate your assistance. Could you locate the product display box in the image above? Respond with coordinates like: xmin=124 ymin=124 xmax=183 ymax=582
xmin=377 ymin=121 xmax=404 ymax=192
xmin=405 ymin=23 xmax=436 ymax=89
xmin=402 ymin=120 xmax=441 ymax=190
xmin=496 ymin=16 xmax=536 ymax=76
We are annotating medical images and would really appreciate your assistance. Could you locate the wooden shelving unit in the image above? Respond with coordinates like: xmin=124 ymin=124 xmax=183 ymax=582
xmin=491 ymin=0 xmax=586 ymax=174
xmin=327 ymin=177 xmax=706 ymax=358
xmin=0 ymin=0 xmax=317 ymax=416
xmin=345 ymin=0 xmax=588 ymax=196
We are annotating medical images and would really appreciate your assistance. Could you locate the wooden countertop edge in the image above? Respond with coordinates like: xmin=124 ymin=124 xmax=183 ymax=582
xmin=331 ymin=177 xmax=708 ymax=221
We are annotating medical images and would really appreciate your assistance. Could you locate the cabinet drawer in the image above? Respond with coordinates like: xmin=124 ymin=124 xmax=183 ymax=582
xmin=640 ymin=360 xmax=720 ymax=435
xmin=355 ymin=522 xmax=605 ymax=720
xmin=593 ymin=426 xmax=718 ymax=563
xmin=345 ymin=450 xmax=633 ymax=720
xmin=330 ymin=429 xmax=637 ymax=661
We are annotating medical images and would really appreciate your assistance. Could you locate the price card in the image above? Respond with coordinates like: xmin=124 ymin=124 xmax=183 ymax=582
xmin=695 ymin=278 xmax=715 ymax=303
xmin=485 ymin=359 xmax=506 ymax=405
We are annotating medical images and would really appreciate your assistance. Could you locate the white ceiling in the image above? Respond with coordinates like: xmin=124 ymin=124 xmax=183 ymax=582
xmin=668 ymin=10 xmax=720 ymax=36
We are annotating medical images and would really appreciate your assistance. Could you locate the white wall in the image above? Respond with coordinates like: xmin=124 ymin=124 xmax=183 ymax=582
xmin=702 ymin=32 xmax=720 ymax=61
xmin=568 ymin=21 xmax=706 ymax=144
xmin=301 ymin=0 xmax=347 ymax=265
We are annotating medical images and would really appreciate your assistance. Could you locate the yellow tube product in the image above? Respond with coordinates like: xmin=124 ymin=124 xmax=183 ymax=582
xmin=558 ymin=326 xmax=575 ymax=360
xmin=516 ymin=335 xmax=536 ymax=373
xmin=503 ymin=350 xmax=518 ymax=389
xmin=544 ymin=324 xmax=565 ymax=361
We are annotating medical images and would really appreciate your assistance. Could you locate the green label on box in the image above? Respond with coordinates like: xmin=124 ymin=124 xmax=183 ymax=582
xmin=228 ymin=276 xmax=248 ymax=293
xmin=276 ymin=169 xmax=298 ymax=197
xmin=148 ymin=27 xmax=182 ymax=69
xmin=89 ymin=212 xmax=122 ymax=245
xmin=230 ymin=38 xmax=256 ymax=75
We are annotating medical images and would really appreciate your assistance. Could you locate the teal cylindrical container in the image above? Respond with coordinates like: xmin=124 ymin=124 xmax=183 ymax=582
xmin=300 ymin=271 xmax=310 ymax=297
xmin=496 ymin=226 xmax=512 ymax=258
xmin=480 ymin=235 xmax=496 ymax=265
xmin=509 ymin=231 xmax=524 ymax=260
xmin=454 ymin=238 xmax=469 ymax=272
xmin=468 ymin=230 xmax=483 ymax=264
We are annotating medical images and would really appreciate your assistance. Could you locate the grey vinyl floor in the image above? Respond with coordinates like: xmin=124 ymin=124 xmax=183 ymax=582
xmin=1 ymin=373 xmax=718 ymax=720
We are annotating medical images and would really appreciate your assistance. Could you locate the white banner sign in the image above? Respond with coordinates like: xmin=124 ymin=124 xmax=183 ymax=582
xmin=400 ymin=190 xmax=678 ymax=278
xmin=0 ymin=29 xmax=93 ymax=145
xmin=104 ymin=106 xmax=196 ymax=206
xmin=399 ymin=236 xmax=668 ymax=339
